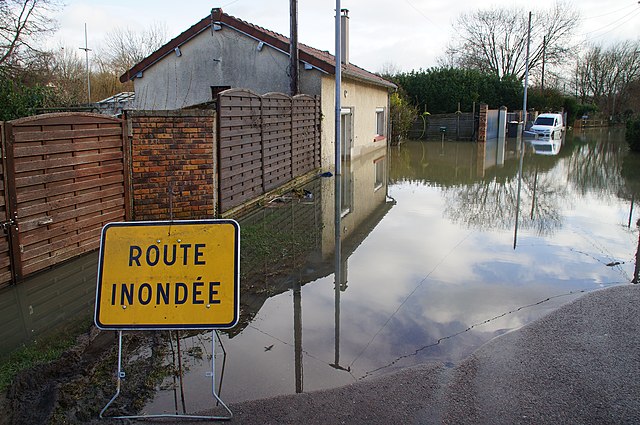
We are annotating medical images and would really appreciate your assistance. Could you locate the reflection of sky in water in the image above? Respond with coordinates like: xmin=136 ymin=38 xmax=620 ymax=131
xmin=147 ymin=131 xmax=639 ymax=410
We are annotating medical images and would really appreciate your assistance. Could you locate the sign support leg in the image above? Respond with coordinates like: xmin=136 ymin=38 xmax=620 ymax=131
xmin=99 ymin=330 xmax=233 ymax=421
xmin=99 ymin=330 xmax=124 ymax=419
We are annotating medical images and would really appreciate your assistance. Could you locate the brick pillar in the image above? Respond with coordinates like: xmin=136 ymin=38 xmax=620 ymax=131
xmin=477 ymin=103 xmax=488 ymax=143
xmin=127 ymin=110 xmax=216 ymax=221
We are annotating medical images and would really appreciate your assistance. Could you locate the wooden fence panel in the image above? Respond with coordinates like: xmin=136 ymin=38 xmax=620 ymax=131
xmin=218 ymin=90 xmax=320 ymax=213
xmin=4 ymin=113 xmax=127 ymax=281
xmin=218 ymin=90 xmax=263 ymax=212
xmin=0 ymin=122 xmax=12 ymax=288
xmin=292 ymin=95 xmax=320 ymax=177
xmin=263 ymin=93 xmax=293 ymax=192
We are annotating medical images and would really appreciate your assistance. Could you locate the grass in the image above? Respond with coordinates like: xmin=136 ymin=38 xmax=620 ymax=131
xmin=0 ymin=321 xmax=88 ymax=392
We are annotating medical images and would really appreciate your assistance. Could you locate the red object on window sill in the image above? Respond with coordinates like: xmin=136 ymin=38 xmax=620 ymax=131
xmin=373 ymin=135 xmax=386 ymax=142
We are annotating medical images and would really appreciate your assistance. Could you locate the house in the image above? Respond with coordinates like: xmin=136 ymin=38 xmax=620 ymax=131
xmin=120 ymin=8 xmax=396 ymax=167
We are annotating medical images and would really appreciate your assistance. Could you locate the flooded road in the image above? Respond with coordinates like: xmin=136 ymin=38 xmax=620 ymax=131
xmin=144 ymin=127 xmax=638 ymax=413
xmin=1 ymin=128 xmax=638 ymax=417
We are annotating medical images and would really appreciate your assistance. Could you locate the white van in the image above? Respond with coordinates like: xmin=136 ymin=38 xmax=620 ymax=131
xmin=528 ymin=113 xmax=565 ymax=140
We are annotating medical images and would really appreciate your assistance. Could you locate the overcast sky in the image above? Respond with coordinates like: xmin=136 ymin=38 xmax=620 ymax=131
xmin=51 ymin=0 xmax=640 ymax=73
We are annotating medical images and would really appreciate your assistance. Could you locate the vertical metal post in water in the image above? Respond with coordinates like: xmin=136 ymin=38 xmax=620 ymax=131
xmin=334 ymin=0 xmax=342 ymax=368
xmin=514 ymin=11 xmax=532 ymax=250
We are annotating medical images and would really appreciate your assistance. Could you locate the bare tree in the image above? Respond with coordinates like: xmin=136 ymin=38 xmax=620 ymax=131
xmin=86 ymin=23 xmax=168 ymax=100
xmin=575 ymin=40 xmax=640 ymax=118
xmin=99 ymin=23 xmax=168 ymax=77
xmin=445 ymin=2 xmax=579 ymax=81
xmin=48 ymin=44 xmax=85 ymax=104
xmin=378 ymin=62 xmax=402 ymax=79
xmin=0 ymin=0 xmax=59 ymax=76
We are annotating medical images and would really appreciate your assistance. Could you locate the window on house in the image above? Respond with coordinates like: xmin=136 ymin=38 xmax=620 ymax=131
xmin=375 ymin=107 xmax=386 ymax=137
xmin=374 ymin=156 xmax=385 ymax=191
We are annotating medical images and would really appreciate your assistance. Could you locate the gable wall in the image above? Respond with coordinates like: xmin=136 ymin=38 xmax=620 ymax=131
xmin=133 ymin=25 xmax=325 ymax=109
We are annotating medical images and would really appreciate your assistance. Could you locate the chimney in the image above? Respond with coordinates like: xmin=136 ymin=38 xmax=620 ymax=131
xmin=340 ymin=9 xmax=349 ymax=65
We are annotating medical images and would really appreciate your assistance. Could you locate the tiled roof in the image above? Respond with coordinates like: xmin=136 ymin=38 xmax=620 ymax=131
xmin=120 ymin=8 xmax=396 ymax=90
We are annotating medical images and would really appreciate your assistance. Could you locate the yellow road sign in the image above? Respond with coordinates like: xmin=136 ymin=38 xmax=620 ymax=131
xmin=94 ymin=220 xmax=240 ymax=330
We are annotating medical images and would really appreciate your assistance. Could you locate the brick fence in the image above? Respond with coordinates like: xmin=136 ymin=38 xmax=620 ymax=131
xmin=126 ymin=110 xmax=217 ymax=221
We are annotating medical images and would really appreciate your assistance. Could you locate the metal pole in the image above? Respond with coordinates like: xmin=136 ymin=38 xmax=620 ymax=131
xmin=335 ymin=1 xmax=342 ymax=179
xmin=629 ymin=195 xmax=635 ymax=228
xmin=514 ymin=11 xmax=532 ymax=250
xmin=541 ymin=36 xmax=546 ymax=91
xmin=79 ymin=23 xmax=91 ymax=104
xmin=333 ymin=0 xmax=342 ymax=370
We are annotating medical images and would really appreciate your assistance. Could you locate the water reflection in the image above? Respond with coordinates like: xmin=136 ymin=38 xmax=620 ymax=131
xmin=391 ymin=138 xmax=565 ymax=236
xmin=144 ymin=147 xmax=395 ymax=410
xmin=144 ymin=128 xmax=637 ymax=411
xmin=0 ymin=252 xmax=97 ymax=357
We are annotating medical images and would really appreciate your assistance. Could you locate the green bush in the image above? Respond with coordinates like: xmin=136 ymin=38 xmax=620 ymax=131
xmin=0 ymin=76 xmax=58 ymax=121
xmin=389 ymin=92 xmax=418 ymax=144
xmin=392 ymin=68 xmax=524 ymax=114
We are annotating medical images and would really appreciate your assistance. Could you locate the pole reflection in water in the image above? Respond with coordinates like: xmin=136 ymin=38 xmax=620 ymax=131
xmin=629 ymin=195 xmax=635 ymax=228
xmin=332 ymin=167 xmax=346 ymax=371
xmin=530 ymin=164 xmax=539 ymax=220
xmin=634 ymin=219 xmax=640 ymax=284
xmin=293 ymin=281 xmax=303 ymax=393
xmin=514 ymin=134 xmax=525 ymax=250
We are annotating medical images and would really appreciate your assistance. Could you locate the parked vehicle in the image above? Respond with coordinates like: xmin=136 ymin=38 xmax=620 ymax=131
xmin=527 ymin=113 xmax=565 ymax=140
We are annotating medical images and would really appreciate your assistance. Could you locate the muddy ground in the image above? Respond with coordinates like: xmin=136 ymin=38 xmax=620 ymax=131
xmin=2 ymin=326 xmax=168 ymax=425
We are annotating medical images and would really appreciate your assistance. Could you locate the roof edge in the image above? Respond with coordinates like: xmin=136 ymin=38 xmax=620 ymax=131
xmin=120 ymin=8 xmax=397 ymax=91
xmin=119 ymin=15 xmax=211 ymax=83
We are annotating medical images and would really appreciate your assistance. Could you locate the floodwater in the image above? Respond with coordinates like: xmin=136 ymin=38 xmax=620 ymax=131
xmin=1 ymin=127 xmax=638 ymax=415
xmin=144 ymin=127 xmax=639 ymax=413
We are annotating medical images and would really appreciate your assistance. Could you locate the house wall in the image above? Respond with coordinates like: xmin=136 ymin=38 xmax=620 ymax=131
xmin=133 ymin=25 xmax=325 ymax=109
xmin=320 ymin=74 xmax=390 ymax=166
xmin=131 ymin=21 xmax=391 ymax=169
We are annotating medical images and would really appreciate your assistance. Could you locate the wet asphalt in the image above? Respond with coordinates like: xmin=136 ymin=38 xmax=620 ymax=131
xmin=196 ymin=284 xmax=640 ymax=424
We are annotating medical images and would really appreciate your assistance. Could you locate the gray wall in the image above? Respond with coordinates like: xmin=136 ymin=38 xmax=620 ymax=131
xmin=133 ymin=25 xmax=324 ymax=110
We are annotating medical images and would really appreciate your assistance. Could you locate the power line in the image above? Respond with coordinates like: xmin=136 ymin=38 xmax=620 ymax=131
xmin=580 ymin=7 xmax=640 ymax=42
xmin=402 ymin=0 xmax=448 ymax=32
xmin=581 ymin=3 xmax=636 ymax=20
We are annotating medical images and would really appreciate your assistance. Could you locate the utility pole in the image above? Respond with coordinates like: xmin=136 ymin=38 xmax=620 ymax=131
xmin=541 ymin=36 xmax=546 ymax=91
xmin=79 ymin=23 xmax=92 ymax=103
xmin=289 ymin=0 xmax=299 ymax=96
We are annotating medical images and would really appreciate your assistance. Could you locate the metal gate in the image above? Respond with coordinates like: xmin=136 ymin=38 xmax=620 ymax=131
xmin=0 ymin=113 xmax=128 ymax=288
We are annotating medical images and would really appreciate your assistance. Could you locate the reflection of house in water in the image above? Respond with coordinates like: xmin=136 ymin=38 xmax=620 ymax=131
xmin=231 ymin=148 xmax=394 ymax=338
xmin=321 ymin=148 xmax=393 ymax=260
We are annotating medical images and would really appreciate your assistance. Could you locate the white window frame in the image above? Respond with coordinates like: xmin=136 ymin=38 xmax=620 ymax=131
xmin=375 ymin=107 xmax=386 ymax=137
